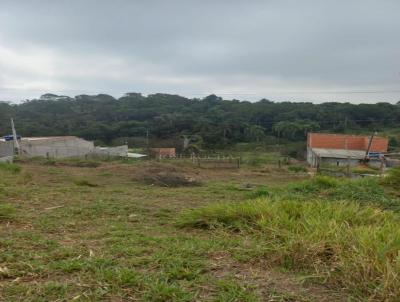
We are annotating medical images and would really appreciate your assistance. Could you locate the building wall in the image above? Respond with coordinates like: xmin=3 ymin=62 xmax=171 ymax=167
xmin=0 ymin=141 xmax=14 ymax=157
xmin=308 ymin=133 xmax=388 ymax=152
xmin=93 ymin=145 xmax=128 ymax=157
xmin=150 ymin=148 xmax=176 ymax=158
xmin=321 ymin=157 xmax=360 ymax=167
xmin=20 ymin=137 xmax=94 ymax=158
xmin=306 ymin=147 xmax=318 ymax=167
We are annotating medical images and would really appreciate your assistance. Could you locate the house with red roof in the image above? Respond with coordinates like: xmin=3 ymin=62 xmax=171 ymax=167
xmin=307 ymin=133 xmax=389 ymax=168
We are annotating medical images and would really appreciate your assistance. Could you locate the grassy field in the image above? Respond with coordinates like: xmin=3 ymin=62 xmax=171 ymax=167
xmin=0 ymin=159 xmax=399 ymax=301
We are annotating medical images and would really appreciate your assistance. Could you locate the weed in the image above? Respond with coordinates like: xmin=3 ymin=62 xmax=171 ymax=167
xmin=178 ymin=199 xmax=400 ymax=300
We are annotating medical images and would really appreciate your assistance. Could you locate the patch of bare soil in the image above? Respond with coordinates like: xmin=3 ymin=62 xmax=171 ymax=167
xmin=208 ymin=251 xmax=351 ymax=302
xmin=133 ymin=163 xmax=202 ymax=187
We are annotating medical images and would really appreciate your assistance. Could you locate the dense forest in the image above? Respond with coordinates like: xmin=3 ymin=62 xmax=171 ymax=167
xmin=1 ymin=93 xmax=399 ymax=151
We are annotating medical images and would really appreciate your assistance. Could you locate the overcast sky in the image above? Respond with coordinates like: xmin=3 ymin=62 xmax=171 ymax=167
xmin=0 ymin=0 xmax=399 ymax=103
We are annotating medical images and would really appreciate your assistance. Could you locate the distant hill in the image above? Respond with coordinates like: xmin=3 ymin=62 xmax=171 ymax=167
xmin=1 ymin=93 xmax=399 ymax=150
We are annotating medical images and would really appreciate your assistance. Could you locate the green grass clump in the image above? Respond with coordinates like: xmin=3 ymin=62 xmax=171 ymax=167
xmin=281 ymin=176 xmax=400 ymax=211
xmin=214 ymin=279 xmax=259 ymax=301
xmin=178 ymin=199 xmax=400 ymax=300
xmin=352 ymin=166 xmax=380 ymax=175
xmin=73 ymin=178 xmax=99 ymax=187
xmin=287 ymin=165 xmax=307 ymax=173
xmin=382 ymin=167 xmax=400 ymax=187
xmin=248 ymin=186 xmax=270 ymax=199
xmin=0 ymin=162 xmax=21 ymax=173
xmin=0 ymin=203 xmax=16 ymax=221
xmin=240 ymin=152 xmax=282 ymax=167
xmin=286 ymin=175 xmax=339 ymax=193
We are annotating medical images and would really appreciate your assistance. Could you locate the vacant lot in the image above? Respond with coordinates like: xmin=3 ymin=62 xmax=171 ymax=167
xmin=0 ymin=160 xmax=398 ymax=301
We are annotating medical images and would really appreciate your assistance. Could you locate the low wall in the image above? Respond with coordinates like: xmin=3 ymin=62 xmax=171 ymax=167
xmin=93 ymin=145 xmax=128 ymax=157
xmin=20 ymin=138 xmax=94 ymax=158
xmin=0 ymin=156 xmax=13 ymax=163
xmin=321 ymin=157 xmax=361 ymax=167
xmin=0 ymin=141 xmax=14 ymax=157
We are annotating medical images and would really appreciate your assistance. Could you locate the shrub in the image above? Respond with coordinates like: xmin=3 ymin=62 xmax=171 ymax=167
xmin=178 ymin=199 xmax=400 ymax=300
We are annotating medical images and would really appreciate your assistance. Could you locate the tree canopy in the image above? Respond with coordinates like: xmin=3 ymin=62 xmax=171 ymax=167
xmin=0 ymin=93 xmax=399 ymax=149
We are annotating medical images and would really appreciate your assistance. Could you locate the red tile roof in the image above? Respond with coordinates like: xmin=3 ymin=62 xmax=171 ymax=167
xmin=308 ymin=133 xmax=388 ymax=153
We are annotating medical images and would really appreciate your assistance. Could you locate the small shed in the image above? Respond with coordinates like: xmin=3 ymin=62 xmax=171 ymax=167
xmin=150 ymin=148 xmax=176 ymax=159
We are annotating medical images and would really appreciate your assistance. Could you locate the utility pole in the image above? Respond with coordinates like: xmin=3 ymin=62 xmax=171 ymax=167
xmin=11 ymin=118 xmax=21 ymax=155
xmin=363 ymin=131 xmax=377 ymax=163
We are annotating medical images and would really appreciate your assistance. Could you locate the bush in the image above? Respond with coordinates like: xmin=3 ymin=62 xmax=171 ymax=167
xmin=178 ymin=199 xmax=400 ymax=300
xmin=0 ymin=162 xmax=21 ymax=173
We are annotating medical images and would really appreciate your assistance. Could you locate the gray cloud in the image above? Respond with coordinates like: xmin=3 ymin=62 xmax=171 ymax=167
xmin=0 ymin=0 xmax=399 ymax=103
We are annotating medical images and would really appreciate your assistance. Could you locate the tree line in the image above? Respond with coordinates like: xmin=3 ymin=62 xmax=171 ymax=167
xmin=0 ymin=93 xmax=399 ymax=150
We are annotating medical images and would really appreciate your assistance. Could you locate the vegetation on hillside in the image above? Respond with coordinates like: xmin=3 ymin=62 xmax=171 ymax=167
xmin=1 ymin=93 xmax=399 ymax=150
